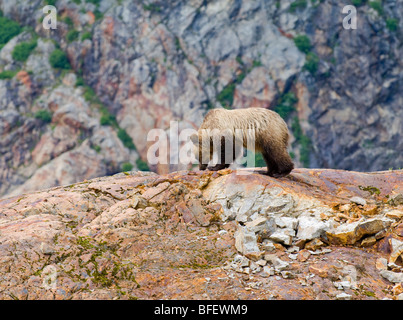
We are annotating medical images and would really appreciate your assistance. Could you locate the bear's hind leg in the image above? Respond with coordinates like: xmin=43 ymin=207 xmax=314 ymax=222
xmin=276 ymin=149 xmax=294 ymax=177
xmin=262 ymin=149 xmax=279 ymax=177
xmin=262 ymin=146 xmax=294 ymax=178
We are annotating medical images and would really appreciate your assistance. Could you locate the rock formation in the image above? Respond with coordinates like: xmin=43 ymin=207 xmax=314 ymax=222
xmin=0 ymin=168 xmax=402 ymax=300
xmin=1 ymin=0 xmax=403 ymax=198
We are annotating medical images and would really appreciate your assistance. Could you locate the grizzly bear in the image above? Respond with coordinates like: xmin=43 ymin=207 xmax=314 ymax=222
xmin=190 ymin=108 xmax=294 ymax=177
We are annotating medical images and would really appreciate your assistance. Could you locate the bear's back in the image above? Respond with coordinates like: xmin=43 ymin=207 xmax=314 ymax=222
xmin=201 ymin=108 xmax=286 ymax=133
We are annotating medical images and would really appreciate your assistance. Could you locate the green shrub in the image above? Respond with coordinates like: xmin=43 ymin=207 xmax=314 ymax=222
xmin=386 ymin=18 xmax=399 ymax=31
xmin=369 ymin=1 xmax=383 ymax=15
xmin=274 ymin=92 xmax=298 ymax=120
xmin=252 ymin=60 xmax=263 ymax=68
xmin=216 ymin=57 xmax=258 ymax=109
xmin=303 ymin=52 xmax=319 ymax=75
xmin=118 ymin=128 xmax=136 ymax=150
xmin=100 ymin=112 xmax=117 ymax=126
xmin=0 ymin=69 xmax=18 ymax=79
xmin=351 ymin=0 xmax=364 ymax=6
xmin=121 ymin=162 xmax=133 ymax=172
xmin=291 ymin=116 xmax=311 ymax=167
xmin=63 ymin=16 xmax=74 ymax=28
xmin=143 ymin=4 xmax=162 ymax=12
xmin=0 ymin=16 xmax=21 ymax=46
xmin=49 ymin=49 xmax=71 ymax=69
xmin=289 ymin=0 xmax=307 ymax=12
xmin=12 ymin=39 xmax=37 ymax=62
xmin=94 ymin=9 xmax=103 ymax=20
xmin=217 ymin=83 xmax=236 ymax=109
xmin=83 ymin=85 xmax=97 ymax=102
xmin=91 ymin=144 xmax=101 ymax=153
xmin=136 ymin=158 xmax=150 ymax=171
xmin=81 ymin=31 xmax=92 ymax=41
xmin=34 ymin=110 xmax=52 ymax=123
xmin=293 ymin=35 xmax=311 ymax=54
xmin=254 ymin=153 xmax=266 ymax=167
xmin=66 ymin=30 xmax=79 ymax=42
xmin=75 ymin=76 xmax=84 ymax=86
xmin=45 ymin=0 xmax=57 ymax=5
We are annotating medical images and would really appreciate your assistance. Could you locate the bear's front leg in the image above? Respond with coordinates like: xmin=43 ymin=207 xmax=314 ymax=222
xmin=199 ymin=164 xmax=208 ymax=170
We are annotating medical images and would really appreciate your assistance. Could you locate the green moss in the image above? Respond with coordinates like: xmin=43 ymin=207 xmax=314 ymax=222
xmin=74 ymin=236 xmax=139 ymax=289
xmin=49 ymin=49 xmax=71 ymax=69
xmin=0 ymin=16 xmax=21 ymax=46
xmin=12 ymin=39 xmax=37 ymax=62
xmin=77 ymin=236 xmax=95 ymax=250
xmin=293 ymin=35 xmax=311 ymax=54
xmin=363 ymin=290 xmax=376 ymax=298
xmin=359 ymin=185 xmax=380 ymax=195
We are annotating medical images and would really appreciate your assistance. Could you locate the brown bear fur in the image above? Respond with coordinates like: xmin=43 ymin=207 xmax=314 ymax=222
xmin=191 ymin=107 xmax=294 ymax=177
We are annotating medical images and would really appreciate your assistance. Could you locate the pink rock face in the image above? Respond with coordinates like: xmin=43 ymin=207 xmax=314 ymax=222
xmin=0 ymin=168 xmax=402 ymax=300
xmin=1 ymin=0 xmax=403 ymax=261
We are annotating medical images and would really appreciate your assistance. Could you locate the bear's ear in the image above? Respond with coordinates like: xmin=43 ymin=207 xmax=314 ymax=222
xmin=190 ymin=133 xmax=199 ymax=144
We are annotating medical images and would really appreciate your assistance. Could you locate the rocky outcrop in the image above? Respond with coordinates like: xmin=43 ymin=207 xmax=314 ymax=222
xmin=0 ymin=168 xmax=402 ymax=300
xmin=1 ymin=0 xmax=403 ymax=198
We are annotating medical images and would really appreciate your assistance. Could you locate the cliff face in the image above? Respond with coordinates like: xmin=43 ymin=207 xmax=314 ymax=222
xmin=0 ymin=168 xmax=402 ymax=300
xmin=1 ymin=0 xmax=403 ymax=197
